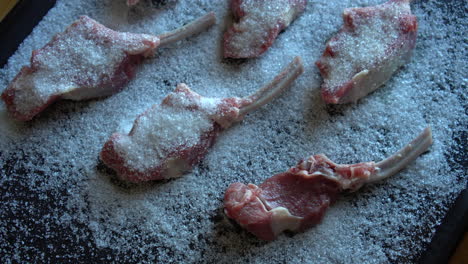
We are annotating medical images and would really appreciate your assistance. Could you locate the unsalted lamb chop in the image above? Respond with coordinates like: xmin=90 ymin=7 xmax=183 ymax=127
xmin=1 ymin=13 xmax=215 ymax=121
xmin=315 ymin=0 xmax=417 ymax=104
xmin=100 ymin=57 xmax=304 ymax=182
xmin=224 ymin=127 xmax=432 ymax=240
xmin=224 ymin=0 xmax=307 ymax=58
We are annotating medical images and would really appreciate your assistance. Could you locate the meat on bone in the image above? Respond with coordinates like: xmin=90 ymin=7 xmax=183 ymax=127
xmin=315 ymin=0 xmax=417 ymax=104
xmin=1 ymin=13 xmax=216 ymax=121
xmin=100 ymin=57 xmax=304 ymax=182
xmin=224 ymin=0 xmax=307 ymax=58
xmin=224 ymin=127 xmax=432 ymax=240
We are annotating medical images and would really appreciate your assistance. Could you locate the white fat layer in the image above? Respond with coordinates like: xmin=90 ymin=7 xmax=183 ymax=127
xmin=269 ymin=207 xmax=303 ymax=235
xmin=162 ymin=157 xmax=191 ymax=179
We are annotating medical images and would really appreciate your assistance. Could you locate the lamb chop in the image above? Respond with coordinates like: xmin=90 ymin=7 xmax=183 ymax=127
xmin=224 ymin=0 xmax=307 ymax=58
xmin=1 ymin=13 xmax=216 ymax=121
xmin=100 ymin=57 xmax=304 ymax=182
xmin=224 ymin=127 xmax=432 ymax=240
xmin=315 ymin=0 xmax=417 ymax=104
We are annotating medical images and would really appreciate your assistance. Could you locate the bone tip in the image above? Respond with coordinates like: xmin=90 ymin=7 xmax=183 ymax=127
xmin=205 ymin=11 xmax=217 ymax=24
xmin=424 ymin=126 xmax=433 ymax=144
xmin=293 ymin=56 xmax=303 ymax=65
xmin=292 ymin=56 xmax=304 ymax=73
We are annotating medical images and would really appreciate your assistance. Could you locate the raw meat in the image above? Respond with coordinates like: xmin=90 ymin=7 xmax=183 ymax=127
xmin=224 ymin=127 xmax=432 ymax=240
xmin=100 ymin=57 xmax=304 ymax=182
xmin=1 ymin=13 xmax=216 ymax=121
xmin=224 ymin=0 xmax=307 ymax=58
xmin=315 ymin=0 xmax=417 ymax=104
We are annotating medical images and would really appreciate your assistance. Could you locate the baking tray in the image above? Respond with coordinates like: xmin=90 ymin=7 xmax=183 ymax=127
xmin=0 ymin=0 xmax=466 ymax=263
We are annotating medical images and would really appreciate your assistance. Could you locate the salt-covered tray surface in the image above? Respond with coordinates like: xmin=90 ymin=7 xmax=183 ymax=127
xmin=0 ymin=0 xmax=466 ymax=263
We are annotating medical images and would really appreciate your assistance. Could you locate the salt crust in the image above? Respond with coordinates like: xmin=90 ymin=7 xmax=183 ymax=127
xmin=226 ymin=0 xmax=296 ymax=56
xmin=114 ymin=89 xmax=219 ymax=172
xmin=322 ymin=1 xmax=405 ymax=90
xmin=10 ymin=15 xmax=158 ymax=115
xmin=0 ymin=0 xmax=466 ymax=263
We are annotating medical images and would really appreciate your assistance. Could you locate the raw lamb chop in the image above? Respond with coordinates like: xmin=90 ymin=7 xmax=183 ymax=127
xmin=315 ymin=0 xmax=417 ymax=104
xmin=224 ymin=127 xmax=432 ymax=240
xmin=224 ymin=0 xmax=307 ymax=58
xmin=100 ymin=57 xmax=304 ymax=182
xmin=1 ymin=13 xmax=216 ymax=121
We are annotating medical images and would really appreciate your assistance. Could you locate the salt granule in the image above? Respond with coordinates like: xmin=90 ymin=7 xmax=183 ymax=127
xmin=0 ymin=0 xmax=466 ymax=263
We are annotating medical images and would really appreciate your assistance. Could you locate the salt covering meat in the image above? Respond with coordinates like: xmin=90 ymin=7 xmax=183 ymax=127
xmin=100 ymin=57 xmax=304 ymax=182
xmin=1 ymin=12 xmax=216 ymax=121
xmin=0 ymin=0 xmax=466 ymax=262
xmin=315 ymin=0 xmax=417 ymax=104
xmin=224 ymin=0 xmax=307 ymax=58
xmin=224 ymin=127 xmax=433 ymax=240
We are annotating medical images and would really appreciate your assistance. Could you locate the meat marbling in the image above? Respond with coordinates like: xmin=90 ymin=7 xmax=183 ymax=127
xmin=2 ymin=13 xmax=216 ymax=121
xmin=224 ymin=0 xmax=307 ymax=58
xmin=315 ymin=0 xmax=417 ymax=104
xmin=224 ymin=127 xmax=432 ymax=240
xmin=100 ymin=57 xmax=304 ymax=182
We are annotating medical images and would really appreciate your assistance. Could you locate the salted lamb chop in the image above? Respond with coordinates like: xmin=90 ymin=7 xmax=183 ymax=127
xmin=315 ymin=0 xmax=417 ymax=104
xmin=224 ymin=127 xmax=432 ymax=240
xmin=100 ymin=57 xmax=304 ymax=182
xmin=224 ymin=0 xmax=307 ymax=58
xmin=1 ymin=13 xmax=216 ymax=121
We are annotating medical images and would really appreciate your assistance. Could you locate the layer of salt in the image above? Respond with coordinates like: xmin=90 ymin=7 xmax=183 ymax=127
xmin=322 ymin=1 xmax=408 ymax=90
xmin=10 ymin=16 xmax=158 ymax=116
xmin=114 ymin=88 xmax=218 ymax=172
xmin=0 ymin=0 xmax=466 ymax=263
xmin=225 ymin=0 xmax=302 ymax=57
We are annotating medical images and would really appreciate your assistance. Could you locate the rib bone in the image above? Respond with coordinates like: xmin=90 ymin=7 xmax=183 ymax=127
xmin=238 ymin=56 xmax=304 ymax=116
xmin=158 ymin=12 xmax=216 ymax=47
xmin=370 ymin=127 xmax=433 ymax=183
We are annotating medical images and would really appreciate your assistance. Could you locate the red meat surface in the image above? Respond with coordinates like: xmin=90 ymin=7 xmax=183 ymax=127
xmin=224 ymin=0 xmax=307 ymax=58
xmin=316 ymin=0 xmax=417 ymax=104
xmin=225 ymin=127 xmax=432 ymax=240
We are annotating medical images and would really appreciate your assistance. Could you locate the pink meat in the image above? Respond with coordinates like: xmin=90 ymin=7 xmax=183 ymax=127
xmin=224 ymin=0 xmax=307 ymax=58
xmin=100 ymin=57 xmax=304 ymax=182
xmin=315 ymin=0 xmax=417 ymax=104
xmin=1 ymin=13 xmax=216 ymax=121
xmin=225 ymin=127 xmax=433 ymax=240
